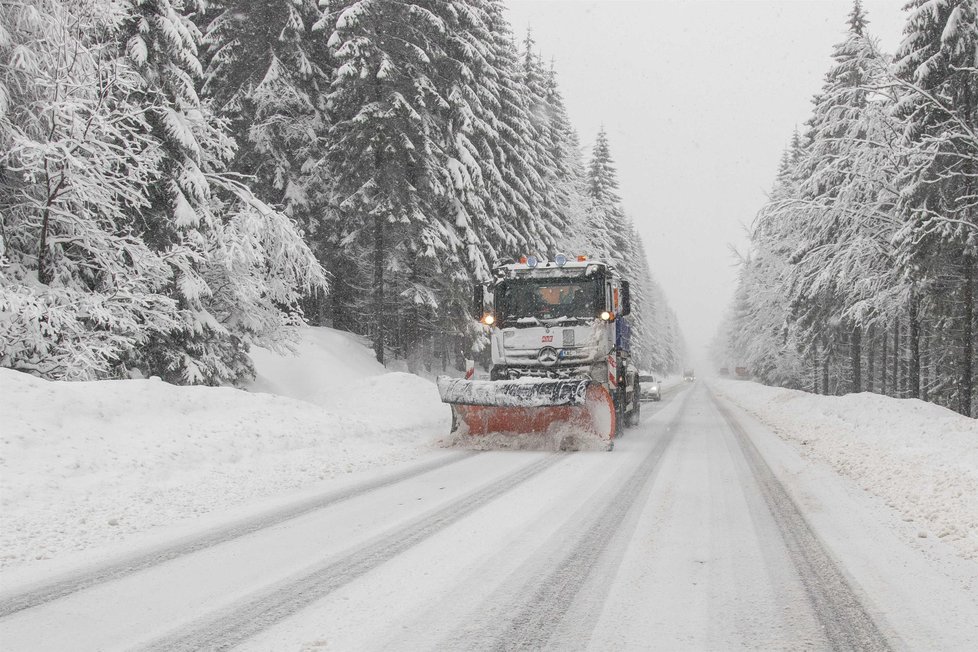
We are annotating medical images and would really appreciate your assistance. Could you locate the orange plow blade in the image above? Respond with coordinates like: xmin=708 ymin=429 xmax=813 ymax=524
xmin=436 ymin=377 xmax=615 ymax=442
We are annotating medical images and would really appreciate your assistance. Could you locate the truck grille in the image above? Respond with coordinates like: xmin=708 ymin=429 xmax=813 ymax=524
xmin=504 ymin=347 xmax=596 ymax=365
xmin=506 ymin=366 xmax=591 ymax=380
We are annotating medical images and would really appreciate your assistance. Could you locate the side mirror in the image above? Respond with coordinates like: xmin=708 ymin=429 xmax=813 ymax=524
xmin=620 ymin=281 xmax=632 ymax=316
xmin=472 ymin=284 xmax=485 ymax=319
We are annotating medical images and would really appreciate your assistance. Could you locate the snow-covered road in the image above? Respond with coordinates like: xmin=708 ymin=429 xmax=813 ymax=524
xmin=2 ymin=382 xmax=976 ymax=651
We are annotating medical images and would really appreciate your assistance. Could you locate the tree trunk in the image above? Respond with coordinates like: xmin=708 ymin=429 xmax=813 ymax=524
xmin=38 ymin=168 xmax=67 ymax=286
xmin=812 ymin=346 xmax=819 ymax=394
xmin=822 ymin=334 xmax=829 ymax=395
xmin=909 ymin=294 xmax=920 ymax=399
xmin=851 ymin=324 xmax=861 ymax=393
xmin=38 ymin=207 xmax=52 ymax=285
xmin=921 ymin=330 xmax=929 ymax=403
xmin=373 ymin=214 xmax=386 ymax=365
xmin=866 ymin=325 xmax=875 ymax=393
xmin=881 ymin=325 xmax=888 ymax=395
xmin=962 ymin=255 xmax=975 ymax=416
xmin=892 ymin=319 xmax=900 ymax=398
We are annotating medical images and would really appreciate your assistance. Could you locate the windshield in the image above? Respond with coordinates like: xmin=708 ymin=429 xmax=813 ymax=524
xmin=496 ymin=277 xmax=600 ymax=327
xmin=640 ymin=375 xmax=655 ymax=382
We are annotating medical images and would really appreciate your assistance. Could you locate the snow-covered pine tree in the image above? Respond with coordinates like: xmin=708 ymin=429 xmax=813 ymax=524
xmin=624 ymin=232 xmax=660 ymax=371
xmin=411 ymin=0 xmax=513 ymax=362
xmin=664 ymin=305 xmax=687 ymax=372
xmin=518 ymin=31 xmax=568 ymax=253
xmin=196 ymin=0 xmax=336 ymax=326
xmin=0 ymin=0 xmax=180 ymax=379
xmin=892 ymin=0 xmax=978 ymax=415
xmin=787 ymin=2 xmax=903 ymax=394
xmin=585 ymin=128 xmax=633 ymax=267
xmin=581 ymin=128 xmax=680 ymax=372
xmin=324 ymin=0 xmax=463 ymax=364
xmin=477 ymin=5 xmax=544 ymax=260
xmin=476 ymin=4 xmax=556 ymax=263
xmin=614 ymin=245 xmax=685 ymax=377
xmin=716 ymin=1 xmax=975 ymax=411
xmin=540 ymin=61 xmax=589 ymax=254
xmin=199 ymin=0 xmax=333 ymax=232
xmin=121 ymin=0 xmax=327 ymax=384
xmin=508 ymin=39 xmax=591 ymax=259
xmin=120 ymin=0 xmax=248 ymax=383
xmin=717 ymin=134 xmax=810 ymax=390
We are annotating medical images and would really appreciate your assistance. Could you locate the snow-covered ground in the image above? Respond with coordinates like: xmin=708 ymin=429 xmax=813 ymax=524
xmin=712 ymin=378 xmax=978 ymax=560
xmin=0 ymin=327 xmax=448 ymax=572
xmin=2 ymin=366 xmax=977 ymax=649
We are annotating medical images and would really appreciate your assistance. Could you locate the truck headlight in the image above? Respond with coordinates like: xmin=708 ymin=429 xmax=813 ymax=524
xmin=589 ymin=361 xmax=607 ymax=383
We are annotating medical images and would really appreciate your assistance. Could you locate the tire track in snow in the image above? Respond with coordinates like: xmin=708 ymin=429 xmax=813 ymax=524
xmin=443 ymin=388 xmax=695 ymax=650
xmin=138 ymin=452 xmax=566 ymax=652
xmin=710 ymin=391 xmax=892 ymax=651
xmin=0 ymin=451 xmax=475 ymax=617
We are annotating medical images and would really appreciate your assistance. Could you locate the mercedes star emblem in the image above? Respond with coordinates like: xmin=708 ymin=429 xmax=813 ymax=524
xmin=538 ymin=346 xmax=558 ymax=366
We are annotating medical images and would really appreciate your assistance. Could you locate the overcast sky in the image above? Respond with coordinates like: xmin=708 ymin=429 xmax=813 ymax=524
xmin=505 ymin=0 xmax=908 ymax=366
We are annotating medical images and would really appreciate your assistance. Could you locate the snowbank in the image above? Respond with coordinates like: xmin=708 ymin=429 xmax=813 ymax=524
xmin=0 ymin=327 xmax=448 ymax=572
xmin=713 ymin=380 xmax=978 ymax=560
xmin=247 ymin=327 xmax=442 ymax=435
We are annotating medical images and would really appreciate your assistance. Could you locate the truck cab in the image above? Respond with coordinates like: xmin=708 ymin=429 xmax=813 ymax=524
xmin=474 ymin=255 xmax=640 ymax=429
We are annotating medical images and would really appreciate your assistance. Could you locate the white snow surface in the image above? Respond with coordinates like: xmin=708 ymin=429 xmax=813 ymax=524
xmin=0 ymin=327 xmax=448 ymax=572
xmin=713 ymin=379 xmax=978 ymax=560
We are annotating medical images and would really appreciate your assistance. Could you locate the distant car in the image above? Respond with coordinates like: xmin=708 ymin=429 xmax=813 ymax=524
xmin=683 ymin=369 xmax=695 ymax=382
xmin=719 ymin=367 xmax=730 ymax=376
xmin=639 ymin=374 xmax=661 ymax=401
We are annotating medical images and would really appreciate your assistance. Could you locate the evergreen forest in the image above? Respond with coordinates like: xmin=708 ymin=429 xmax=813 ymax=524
xmin=0 ymin=0 xmax=686 ymax=384
xmin=713 ymin=0 xmax=978 ymax=417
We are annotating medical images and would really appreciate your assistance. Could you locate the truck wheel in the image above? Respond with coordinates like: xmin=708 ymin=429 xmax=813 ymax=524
xmin=628 ymin=385 xmax=641 ymax=426
xmin=614 ymin=392 xmax=624 ymax=438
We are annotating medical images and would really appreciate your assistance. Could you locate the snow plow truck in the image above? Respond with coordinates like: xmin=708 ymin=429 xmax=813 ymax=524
xmin=437 ymin=255 xmax=640 ymax=450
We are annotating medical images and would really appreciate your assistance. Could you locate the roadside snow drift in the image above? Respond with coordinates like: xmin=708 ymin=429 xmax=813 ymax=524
xmin=0 ymin=327 xmax=448 ymax=572
xmin=714 ymin=380 xmax=978 ymax=560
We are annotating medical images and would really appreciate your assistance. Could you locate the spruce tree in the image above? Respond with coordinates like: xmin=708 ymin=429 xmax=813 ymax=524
xmin=200 ymin=0 xmax=333 ymax=217
xmin=519 ymin=31 xmax=567 ymax=252
xmin=121 ymin=0 xmax=240 ymax=383
xmin=324 ymin=0 xmax=461 ymax=363
xmin=198 ymin=0 xmax=336 ymax=326
xmin=788 ymin=1 xmax=898 ymax=393
xmin=0 ymin=0 xmax=180 ymax=379
xmin=585 ymin=128 xmax=629 ymax=266
xmin=893 ymin=0 xmax=978 ymax=414
xmin=122 ymin=0 xmax=327 ymax=384
xmin=583 ymin=128 xmax=673 ymax=372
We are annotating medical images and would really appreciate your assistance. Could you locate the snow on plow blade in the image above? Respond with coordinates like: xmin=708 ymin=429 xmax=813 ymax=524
xmin=436 ymin=377 xmax=615 ymax=441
